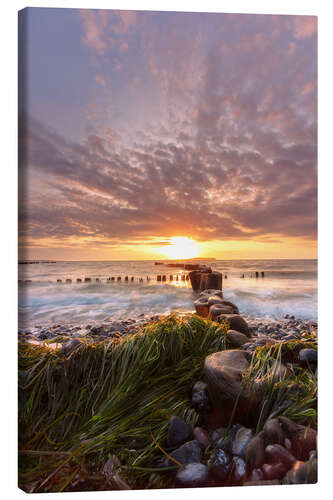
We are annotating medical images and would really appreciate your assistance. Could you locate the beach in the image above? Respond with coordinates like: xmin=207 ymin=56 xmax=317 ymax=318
xmin=18 ymin=260 xmax=317 ymax=492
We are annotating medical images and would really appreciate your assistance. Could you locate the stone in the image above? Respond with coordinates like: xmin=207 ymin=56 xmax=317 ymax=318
xmin=59 ymin=339 xmax=81 ymax=355
xmin=175 ymin=463 xmax=209 ymax=488
xmin=278 ymin=417 xmax=317 ymax=461
xmin=299 ymin=348 xmax=317 ymax=367
xmin=207 ymin=448 xmax=231 ymax=480
xmin=200 ymin=271 xmax=222 ymax=291
xmin=200 ymin=289 xmax=223 ymax=298
xmin=245 ymin=433 xmax=265 ymax=468
xmin=194 ymin=296 xmax=210 ymax=317
xmin=167 ymin=416 xmax=193 ymax=449
xmin=192 ymin=381 xmax=211 ymax=412
xmin=168 ymin=440 xmax=202 ymax=466
xmin=193 ymin=427 xmax=212 ymax=449
xmin=262 ymin=463 xmax=287 ymax=480
xmin=232 ymin=427 xmax=253 ymax=458
xmin=227 ymin=330 xmax=249 ymax=348
xmin=209 ymin=304 xmax=235 ymax=321
xmin=204 ymin=350 xmax=254 ymax=426
xmin=249 ymin=468 xmax=264 ymax=481
xmin=262 ymin=418 xmax=285 ymax=445
xmin=265 ymin=444 xmax=296 ymax=468
xmin=284 ymin=459 xmax=317 ymax=484
xmin=204 ymin=350 xmax=249 ymax=402
xmin=207 ymin=295 xmax=225 ymax=307
xmin=217 ymin=315 xmax=250 ymax=337
xmin=189 ymin=271 xmax=203 ymax=291
xmin=231 ymin=456 xmax=246 ymax=482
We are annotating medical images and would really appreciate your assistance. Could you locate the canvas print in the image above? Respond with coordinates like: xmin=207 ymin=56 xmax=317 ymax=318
xmin=18 ymin=8 xmax=317 ymax=492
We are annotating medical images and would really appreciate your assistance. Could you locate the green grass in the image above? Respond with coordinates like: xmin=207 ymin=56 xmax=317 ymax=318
xmin=18 ymin=314 xmax=229 ymax=492
xmin=243 ymin=340 xmax=317 ymax=433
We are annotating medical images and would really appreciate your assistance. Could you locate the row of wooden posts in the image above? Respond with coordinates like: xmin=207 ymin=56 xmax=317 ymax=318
xmin=18 ymin=271 xmax=265 ymax=284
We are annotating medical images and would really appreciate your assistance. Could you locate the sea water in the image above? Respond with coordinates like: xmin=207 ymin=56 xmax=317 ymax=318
xmin=18 ymin=259 xmax=317 ymax=327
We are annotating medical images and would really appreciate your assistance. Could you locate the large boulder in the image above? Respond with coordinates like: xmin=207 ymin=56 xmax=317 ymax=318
xmin=200 ymin=289 xmax=223 ymax=298
xmin=203 ymin=350 xmax=256 ymax=426
xmin=217 ymin=314 xmax=250 ymax=337
xmin=167 ymin=416 xmax=193 ymax=449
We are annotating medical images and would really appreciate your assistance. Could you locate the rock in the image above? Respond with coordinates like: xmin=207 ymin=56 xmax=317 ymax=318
xmin=249 ymin=468 xmax=264 ymax=481
xmin=59 ymin=339 xmax=81 ymax=355
xmin=231 ymin=456 xmax=247 ymax=482
xmin=189 ymin=271 xmax=203 ymax=291
xmin=262 ymin=418 xmax=285 ymax=445
xmin=278 ymin=417 xmax=317 ymax=461
xmin=227 ymin=330 xmax=249 ymax=348
xmin=265 ymin=444 xmax=296 ymax=468
xmin=204 ymin=350 xmax=254 ymax=426
xmin=175 ymin=463 xmax=209 ymax=488
xmin=167 ymin=416 xmax=193 ymax=449
xmin=209 ymin=304 xmax=235 ymax=321
xmin=207 ymin=448 xmax=231 ymax=480
xmin=204 ymin=349 xmax=248 ymax=402
xmin=168 ymin=440 xmax=202 ymax=466
xmin=232 ymin=427 xmax=253 ymax=458
xmin=194 ymin=296 xmax=210 ymax=317
xmin=193 ymin=427 xmax=212 ymax=449
xmin=217 ymin=315 xmax=250 ymax=337
xmin=299 ymin=348 xmax=317 ymax=368
xmin=207 ymin=295 xmax=225 ymax=306
xmin=192 ymin=381 xmax=211 ymax=412
xmin=284 ymin=459 xmax=317 ymax=484
xmin=262 ymin=463 xmax=287 ymax=480
xmin=200 ymin=271 xmax=222 ymax=291
xmin=245 ymin=433 xmax=265 ymax=468
xmin=200 ymin=289 xmax=223 ymax=298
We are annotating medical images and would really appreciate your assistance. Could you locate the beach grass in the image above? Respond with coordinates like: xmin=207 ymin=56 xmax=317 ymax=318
xmin=18 ymin=314 xmax=229 ymax=492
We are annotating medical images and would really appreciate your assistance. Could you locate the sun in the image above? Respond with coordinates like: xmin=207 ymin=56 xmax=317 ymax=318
xmin=162 ymin=237 xmax=199 ymax=260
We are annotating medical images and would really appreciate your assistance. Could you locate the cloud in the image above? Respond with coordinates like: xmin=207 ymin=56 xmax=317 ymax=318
xmin=20 ymin=12 xmax=317 ymax=252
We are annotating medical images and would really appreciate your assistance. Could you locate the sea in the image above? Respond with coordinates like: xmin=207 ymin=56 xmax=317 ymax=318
xmin=18 ymin=259 xmax=317 ymax=328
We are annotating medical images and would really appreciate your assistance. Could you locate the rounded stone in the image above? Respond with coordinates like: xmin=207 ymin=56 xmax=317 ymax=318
xmin=167 ymin=416 xmax=193 ymax=449
xmin=175 ymin=463 xmax=209 ymax=488
xmin=217 ymin=314 xmax=250 ymax=337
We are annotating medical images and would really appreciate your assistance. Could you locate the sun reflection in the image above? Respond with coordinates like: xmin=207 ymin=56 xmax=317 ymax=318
xmin=162 ymin=237 xmax=199 ymax=259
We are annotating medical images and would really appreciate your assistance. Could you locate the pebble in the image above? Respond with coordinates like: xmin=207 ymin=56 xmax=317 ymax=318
xmin=175 ymin=463 xmax=209 ymax=488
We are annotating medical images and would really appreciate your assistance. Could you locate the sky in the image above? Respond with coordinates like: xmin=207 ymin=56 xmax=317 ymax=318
xmin=18 ymin=8 xmax=317 ymax=261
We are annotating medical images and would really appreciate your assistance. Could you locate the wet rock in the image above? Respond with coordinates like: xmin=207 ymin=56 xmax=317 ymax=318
xmin=194 ymin=296 xmax=210 ymax=318
xmin=262 ymin=418 xmax=285 ymax=445
xmin=199 ymin=289 xmax=223 ymax=298
xmin=262 ymin=463 xmax=288 ymax=480
xmin=231 ymin=427 xmax=253 ymax=458
xmin=284 ymin=459 xmax=317 ymax=484
xmin=168 ymin=440 xmax=202 ymax=466
xmin=265 ymin=444 xmax=296 ymax=468
xmin=192 ymin=381 xmax=211 ymax=412
xmin=217 ymin=315 xmax=250 ymax=337
xmin=231 ymin=456 xmax=247 ymax=482
xmin=59 ymin=339 xmax=81 ymax=355
xmin=193 ymin=427 xmax=212 ymax=449
xmin=226 ymin=330 xmax=249 ymax=348
xmin=249 ymin=468 xmax=264 ymax=481
xmin=175 ymin=463 xmax=209 ymax=488
xmin=207 ymin=448 xmax=232 ymax=480
xmin=278 ymin=417 xmax=317 ymax=461
xmin=299 ymin=348 xmax=317 ymax=368
xmin=167 ymin=416 xmax=193 ymax=449
xmin=245 ymin=433 xmax=265 ymax=468
xmin=209 ymin=304 xmax=235 ymax=321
